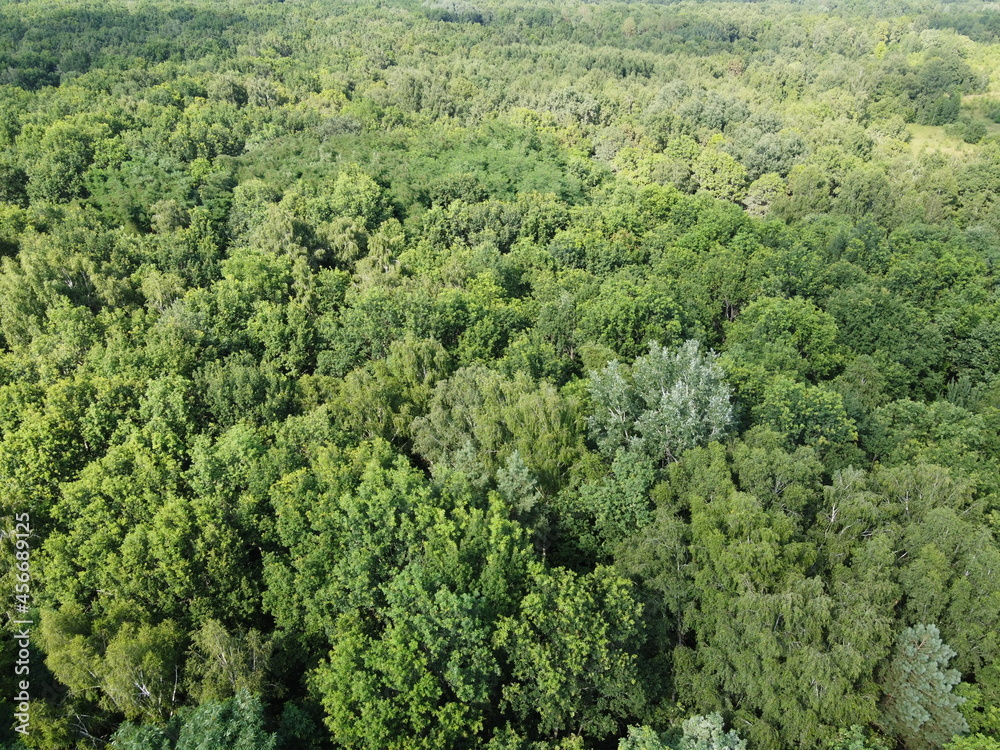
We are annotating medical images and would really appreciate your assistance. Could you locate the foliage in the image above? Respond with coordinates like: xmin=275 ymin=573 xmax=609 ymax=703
xmin=879 ymin=624 xmax=969 ymax=750
xmin=495 ymin=564 xmax=646 ymax=740
xmin=587 ymin=340 xmax=733 ymax=464
xmin=1 ymin=0 xmax=999 ymax=747
xmin=110 ymin=691 xmax=277 ymax=750
xmin=618 ymin=714 xmax=746 ymax=750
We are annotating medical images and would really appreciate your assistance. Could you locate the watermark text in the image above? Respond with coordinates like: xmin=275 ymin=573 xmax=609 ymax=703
xmin=11 ymin=511 xmax=31 ymax=736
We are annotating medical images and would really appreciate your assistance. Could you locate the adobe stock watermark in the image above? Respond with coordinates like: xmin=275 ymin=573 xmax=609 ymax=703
xmin=10 ymin=511 xmax=32 ymax=737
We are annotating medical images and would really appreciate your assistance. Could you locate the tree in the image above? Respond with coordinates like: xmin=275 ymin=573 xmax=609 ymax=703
xmin=747 ymin=132 xmax=805 ymax=180
xmin=41 ymin=609 xmax=187 ymax=723
xmin=954 ymin=680 xmax=1000 ymax=738
xmin=174 ymin=691 xmax=276 ymax=750
xmin=693 ymin=149 xmax=748 ymax=203
xmin=620 ymin=725 xmax=672 ymax=750
xmin=618 ymin=714 xmax=747 ymax=750
xmin=743 ymin=173 xmax=786 ymax=218
xmin=945 ymin=737 xmax=1000 ymax=750
xmin=838 ymin=168 xmax=896 ymax=227
xmin=588 ymin=340 xmax=733 ymax=464
xmin=25 ymin=120 xmax=96 ymax=203
xmin=295 ymin=448 xmax=533 ymax=750
xmin=756 ymin=377 xmax=857 ymax=448
xmin=826 ymin=725 xmax=892 ymax=750
xmin=670 ymin=444 xmax=894 ymax=750
xmin=724 ymin=296 xmax=843 ymax=383
xmin=0 ymin=161 xmax=28 ymax=206
xmin=185 ymin=620 xmax=272 ymax=705
xmin=677 ymin=714 xmax=747 ymax=750
xmin=580 ymin=448 xmax=657 ymax=546
xmin=111 ymin=691 xmax=277 ymax=750
xmin=411 ymin=366 xmax=586 ymax=494
xmin=771 ymin=165 xmax=834 ymax=221
xmin=330 ymin=166 xmax=389 ymax=231
xmin=495 ymin=564 xmax=646 ymax=741
xmin=879 ymin=624 xmax=968 ymax=750
xmin=101 ymin=620 xmax=185 ymax=719
xmin=576 ymin=274 xmax=684 ymax=359
xmin=963 ymin=120 xmax=988 ymax=144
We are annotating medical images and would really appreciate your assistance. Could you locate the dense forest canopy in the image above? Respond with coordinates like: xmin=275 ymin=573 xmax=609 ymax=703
xmin=1 ymin=0 xmax=1000 ymax=748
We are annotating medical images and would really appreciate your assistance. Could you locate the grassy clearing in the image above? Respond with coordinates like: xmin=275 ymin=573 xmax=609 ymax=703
xmin=907 ymin=124 xmax=971 ymax=156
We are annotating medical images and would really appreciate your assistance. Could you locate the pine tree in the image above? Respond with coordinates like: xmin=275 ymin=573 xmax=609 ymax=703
xmin=880 ymin=624 xmax=968 ymax=750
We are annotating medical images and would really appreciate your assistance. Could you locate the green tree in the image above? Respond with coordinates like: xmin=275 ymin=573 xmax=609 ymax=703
xmin=826 ymin=725 xmax=891 ymax=750
xmin=111 ymin=691 xmax=277 ymax=750
xmin=693 ymin=149 xmax=748 ymax=203
xmin=330 ymin=166 xmax=389 ymax=231
xmin=412 ymin=366 xmax=585 ymax=494
xmin=42 ymin=608 xmax=186 ymax=723
xmin=671 ymin=444 xmax=894 ymax=750
xmin=295 ymin=448 xmax=533 ymax=750
xmin=495 ymin=564 xmax=646 ymax=741
xmin=577 ymin=274 xmax=684 ymax=359
xmin=756 ymin=377 xmax=857 ymax=448
xmin=185 ymin=620 xmax=272 ymax=705
xmin=618 ymin=714 xmax=747 ymax=750
xmin=879 ymin=624 xmax=968 ymax=750
xmin=838 ymin=168 xmax=896 ymax=227
xmin=743 ymin=173 xmax=786 ymax=218
xmin=724 ymin=296 xmax=842 ymax=383
xmin=620 ymin=725 xmax=672 ymax=750
xmin=945 ymin=737 xmax=1000 ymax=750
xmin=25 ymin=121 xmax=96 ymax=203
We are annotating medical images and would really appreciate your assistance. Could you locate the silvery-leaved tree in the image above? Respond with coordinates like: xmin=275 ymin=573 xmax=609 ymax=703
xmin=678 ymin=713 xmax=748 ymax=750
xmin=587 ymin=340 xmax=733 ymax=465
xmin=618 ymin=713 xmax=746 ymax=750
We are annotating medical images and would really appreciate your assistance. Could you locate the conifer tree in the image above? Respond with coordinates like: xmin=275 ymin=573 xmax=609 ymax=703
xmin=880 ymin=624 xmax=968 ymax=750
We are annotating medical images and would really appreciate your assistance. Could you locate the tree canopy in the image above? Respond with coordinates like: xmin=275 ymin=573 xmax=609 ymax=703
xmin=1 ymin=0 xmax=1000 ymax=748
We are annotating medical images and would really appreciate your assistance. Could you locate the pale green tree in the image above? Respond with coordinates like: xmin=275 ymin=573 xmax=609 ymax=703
xmin=588 ymin=340 xmax=733 ymax=464
xmin=693 ymin=149 xmax=748 ymax=203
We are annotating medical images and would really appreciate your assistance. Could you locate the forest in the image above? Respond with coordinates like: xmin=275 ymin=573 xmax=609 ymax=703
xmin=1 ymin=0 xmax=1000 ymax=747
